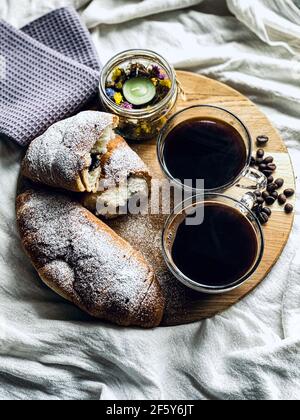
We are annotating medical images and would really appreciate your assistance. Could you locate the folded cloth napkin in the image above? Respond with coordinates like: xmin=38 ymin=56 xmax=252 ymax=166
xmin=22 ymin=7 xmax=101 ymax=72
xmin=0 ymin=7 xmax=101 ymax=147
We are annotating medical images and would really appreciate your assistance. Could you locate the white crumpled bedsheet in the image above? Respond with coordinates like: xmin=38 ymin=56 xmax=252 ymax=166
xmin=0 ymin=0 xmax=300 ymax=400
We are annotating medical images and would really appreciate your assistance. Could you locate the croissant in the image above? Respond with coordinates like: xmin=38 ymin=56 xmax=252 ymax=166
xmin=83 ymin=136 xmax=152 ymax=218
xmin=21 ymin=111 xmax=118 ymax=193
xmin=16 ymin=189 xmax=165 ymax=328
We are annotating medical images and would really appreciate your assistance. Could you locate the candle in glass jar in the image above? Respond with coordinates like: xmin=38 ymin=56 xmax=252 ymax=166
xmin=123 ymin=77 xmax=156 ymax=106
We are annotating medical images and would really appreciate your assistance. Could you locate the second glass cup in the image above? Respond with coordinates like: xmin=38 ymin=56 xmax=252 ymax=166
xmin=162 ymin=193 xmax=265 ymax=294
xmin=157 ymin=105 xmax=267 ymax=194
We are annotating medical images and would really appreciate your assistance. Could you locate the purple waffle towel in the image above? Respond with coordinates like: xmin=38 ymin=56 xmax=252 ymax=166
xmin=0 ymin=7 xmax=101 ymax=147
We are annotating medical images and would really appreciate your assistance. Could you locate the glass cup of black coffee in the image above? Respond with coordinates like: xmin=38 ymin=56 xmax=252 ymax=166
xmin=163 ymin=194 xmax=264 ymax=293
xmin=157 ymin=105 xmax=266 ymax=192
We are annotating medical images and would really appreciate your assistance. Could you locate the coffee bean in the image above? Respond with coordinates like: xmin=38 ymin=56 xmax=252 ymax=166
xmin=263 ymin=156 xmax=274 ymax=164
xmin=263 ymin=170 xmax=274 ymax=177
xmin=256 ymin=197 xmax=264 ymax=205
xmin=259 ymin=164 xmax=267 ymax=171
xmin=256 ymin=149 xmax=265 ymax=159
xmin=252 ymin=204 xmax=263 ymax=216
xmin=256 ymin=158 xmax=264 ymax=165
xmin=262 ymin=207 xmax=272 ymax=217
xmin=258 ymin=212 xmax=269 ymax=225
xmin=257 ymin=135 xmax=269 ymax=146
xmin=271 ymin=191 xmax=279 ymax=200
xmin=262 ymin=191 xmax=270 ymax=200
xmin=254 ymin=190 xmax=262 ymax=197
xmin=275 ymin=178 xmax=284 ymax=189
xmin=285 ymin=204 xmax=294 ymax=214
xmin=267 ymin=183 xmax=277 ymax=193
xmin=250 ymin=156 xmax=256 ymax=167
xmin=267 ymin=163 xmax=276 ymax=171
xmin=278 ymin=194 xmax=287 ymax=205
xmin=284 ymin=188 xmax=295 ymax=198
xmin=265 ymin=196 xmax=276 ymax=206
xmin=267 ymin=176 xmax=274 ymax=184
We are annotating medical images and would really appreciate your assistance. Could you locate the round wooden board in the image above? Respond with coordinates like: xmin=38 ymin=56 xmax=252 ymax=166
xmin=107 ymin=71 xmax=296 ymax=326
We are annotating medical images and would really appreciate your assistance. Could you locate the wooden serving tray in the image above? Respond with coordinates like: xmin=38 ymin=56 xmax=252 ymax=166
xmin=107 ymin=71 xmax=296 ymax=326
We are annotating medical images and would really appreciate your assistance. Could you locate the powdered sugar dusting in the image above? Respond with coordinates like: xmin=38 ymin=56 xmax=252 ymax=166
xmin=17 ymin=190 xmax=163 ymax=326
xmin=22 ymin=111 xmax=115 ymax=190
xmin=102 ymin=139 xmax=149 ymax=190
xmin=107 ymin=213 xmax=187 ymax=322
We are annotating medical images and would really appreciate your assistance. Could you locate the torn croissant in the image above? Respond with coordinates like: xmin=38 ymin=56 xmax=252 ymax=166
xmin=21 ymin=111 xmax=119 ymax=193
xmin=83 ymin=136 xmax=152 ymax=218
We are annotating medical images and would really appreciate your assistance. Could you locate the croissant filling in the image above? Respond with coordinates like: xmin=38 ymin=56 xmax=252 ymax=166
xmin=81 ymin=126 xmax=116 ymax=193
xmin=91 ymin=126 xmax=115 ymax=155
xmin=85 ymin=176 xmax=149 ymax=218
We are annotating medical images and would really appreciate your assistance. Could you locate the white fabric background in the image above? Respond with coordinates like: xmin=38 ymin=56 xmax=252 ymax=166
xmin=0 ymin=0 xmax=300 ymax=400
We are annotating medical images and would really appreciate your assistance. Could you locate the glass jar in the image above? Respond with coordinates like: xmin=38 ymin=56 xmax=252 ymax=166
xmin=99 ymin=49 xmax=178 ymax=141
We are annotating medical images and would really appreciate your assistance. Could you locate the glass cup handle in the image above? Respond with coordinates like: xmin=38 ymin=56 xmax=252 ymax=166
xmin=236 ymin=167 xmax=267 ymax=191
xmin=236 ymin=168 xmax=267 ymax=212
xmin=239 ymin=191 xmax=256 ymax=211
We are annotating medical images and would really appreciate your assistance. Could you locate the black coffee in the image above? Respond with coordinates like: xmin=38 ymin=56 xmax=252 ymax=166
xmin=171 ymin=203 xmax=258 ymax=287
xmin=163 ymin=118 xmax=247 ymax=190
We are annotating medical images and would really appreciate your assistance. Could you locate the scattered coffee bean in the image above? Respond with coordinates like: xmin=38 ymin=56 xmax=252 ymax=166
xmin=262 ymin=207 xmax=272 ymax=217
xmin=284 ymin=188 xmax=295 ymax=198
xmin=258 ymin=212 xmax=269 ymax=225
xmin=262 ymin=191 xmax=270 ymax=200
xmin=284 ymin=203 xmax=294 ymax=214
xmin=275 ymin=178 xmax=284 ymax=189
xmin=263 ymin=170 xmax=274 ymax=177
xmin=267 ymin=163 xmax=276 ymax=171
xmin=256 ymin=135 xmax=269 ymax=146
xmin=256 ymin=149 xmax=265 ymax=159
xmin=263 ymin=156 xmax=274 ymax=164
xmin=267 ymin=183 xmax=277 ymax=193
xmin=265 ymin=196 xmax=276 ymax=206
xmin=252 ymin=147 xmax=292 ymax=220
xmin=259 ymin=164 xmax=267 ymax=171
xmin=253 ymin=204 xmax=263 ymax=214
xmin=278 ymin=194 xmax=287 ymax=205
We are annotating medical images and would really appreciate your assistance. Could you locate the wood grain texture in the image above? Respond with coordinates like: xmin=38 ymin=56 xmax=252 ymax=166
xmin=108 ymin=71 xmax=296 ymax=326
